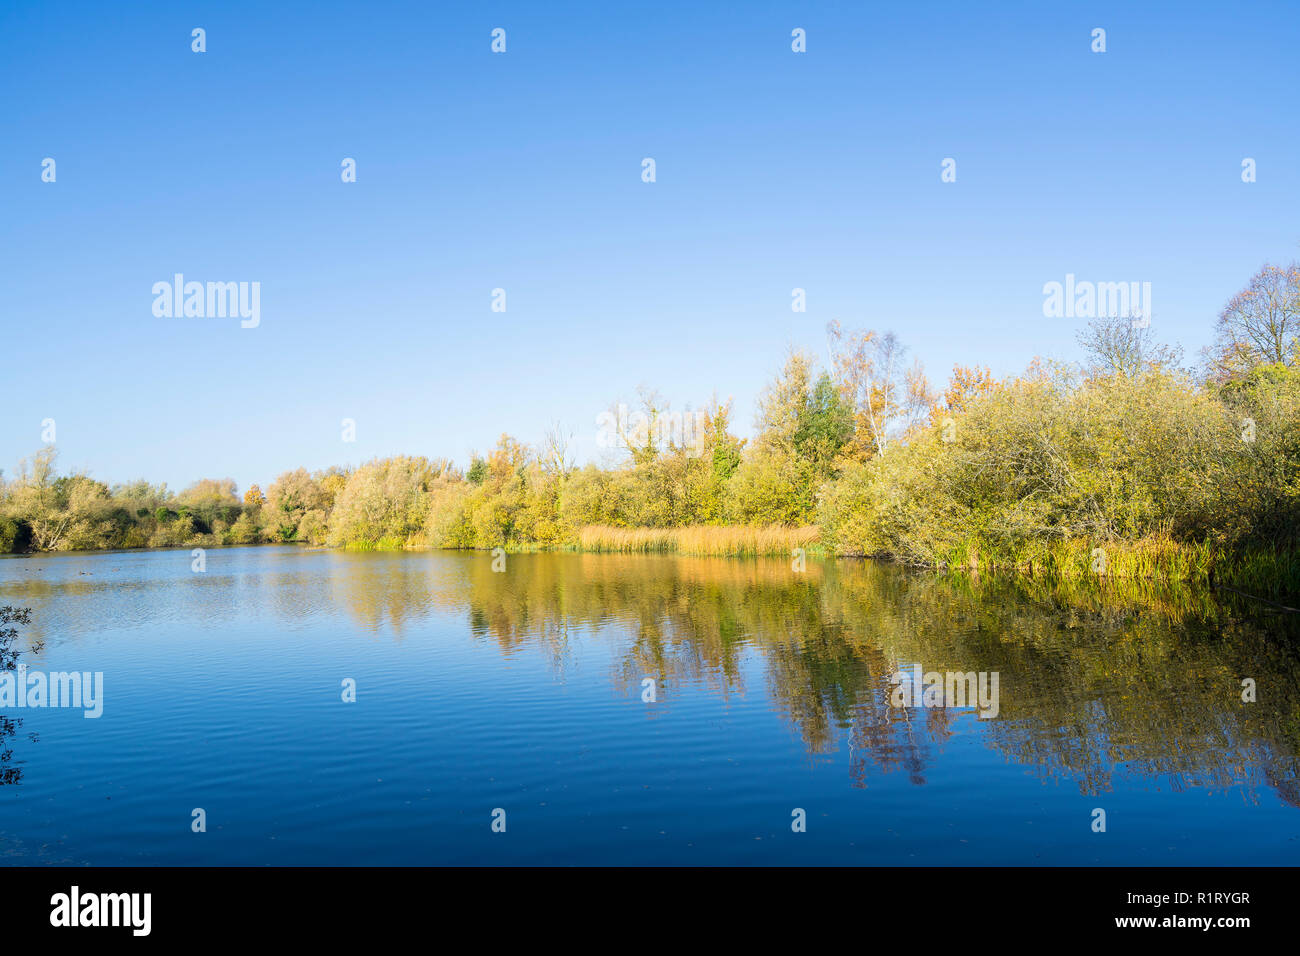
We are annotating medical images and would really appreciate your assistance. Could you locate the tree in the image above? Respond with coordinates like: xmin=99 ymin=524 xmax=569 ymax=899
xmin=466 ymin=456 xmax=488 ymax=485
xmin=541 ymin=421 xmax=575 ymax=479
xmin=0 ymin=606 xmax=36 ymax=785
xmin=486 ymin=435 xmax=529 ymax=484
xmin=10 ymin=447 xmax=70 ymax=551
xmin=935 ymin=364 xmax=997 ymax=421
xmin=0 ymin=606 xmax=33 ymax=673
xmin=264 ymin=469 xmax=328 ymax=541
xmin=827 ymin=322 xmax=932 ymax=456
xmin=1077 ymin=315 xmax=1182 ymax=378
xmin=178 ymin=478 xmax=239 ymax=509
xmin=608 ymin=386 xmax=671 ymax=466
xmin=1211 ymin=262 xmax=1300 ymax=377
xmin=754 ymin=350 xmax=815 ymax=459
xmin=705 ymin=397 xmax=745 ymax=483
xmin=316 ymin=467 xmax=350 ymax=509
xmin=327 ymin=456 xmax=439 ymax=546
xmin=796 ymin=372 xmax=855 ymax=477
xmin=730 ymin=354 xmax=852 ymax=525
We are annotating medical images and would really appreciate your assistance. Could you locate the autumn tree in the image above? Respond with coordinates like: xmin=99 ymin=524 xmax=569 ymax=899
xmin=1211 ymin=262 xmax=1300 ymax=377
xmin=1076 ymin=315 xmax=1182 ymax=379
xmin=754 ymin=351 xmax=814 ymax=457
xmin=540 ymin=421 xmax=575 ymax=479
xmin=264 ymin=469 xmax=329 ymax=542
xmin=177 ymin=478 xmax=239 ymax=509
xmin=934 ymin=364 xmax=997 ymax=422
xmin=826 ymin=322 xmax=932 ymax=456
xmin=327 ymin=456 xmax=440 ymax=547
xmin=726 ymin=351 xmax=853 ymax=525
xmin=9 ymin=447 xmax=69 ymax=551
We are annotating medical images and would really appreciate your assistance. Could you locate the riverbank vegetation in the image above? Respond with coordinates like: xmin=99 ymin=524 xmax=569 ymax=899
xmin=3 ymin=263 xmax=1298 ymax=595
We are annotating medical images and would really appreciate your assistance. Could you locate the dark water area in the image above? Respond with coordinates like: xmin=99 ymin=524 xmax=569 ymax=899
xmin=1 ymin=546 xmax=1297 ymax=865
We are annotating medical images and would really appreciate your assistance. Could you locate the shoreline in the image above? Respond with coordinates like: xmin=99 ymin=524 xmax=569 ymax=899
xmin=6 ymin=530 xmax=1296 ymax=605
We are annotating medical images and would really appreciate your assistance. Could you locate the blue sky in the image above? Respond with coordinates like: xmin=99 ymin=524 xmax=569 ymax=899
xmin=3 ymin=0 xmax=1298 ymax=492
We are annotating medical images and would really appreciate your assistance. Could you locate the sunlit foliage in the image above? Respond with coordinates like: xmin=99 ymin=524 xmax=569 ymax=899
xmin=2 ymin=264 xmax=1297 ymax=595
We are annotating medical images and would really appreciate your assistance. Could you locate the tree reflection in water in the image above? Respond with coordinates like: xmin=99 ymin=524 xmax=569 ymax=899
xmin=333 ymin=553 xmax=1300 ymax=805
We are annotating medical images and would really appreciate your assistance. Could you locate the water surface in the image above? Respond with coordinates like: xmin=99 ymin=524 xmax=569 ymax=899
xmin=1 ymin=546 xmax=1297 ymax=865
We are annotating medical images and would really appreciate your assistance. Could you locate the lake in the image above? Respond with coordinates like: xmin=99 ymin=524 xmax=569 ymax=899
xmin=1 ymin=545 xmax=1297 ymax=865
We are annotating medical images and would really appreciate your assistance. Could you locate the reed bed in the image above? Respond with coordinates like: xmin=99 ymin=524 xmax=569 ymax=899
xmin=931 ymin=534 xmax=1299 ymax=600
xmin=577 ymin=524 xmax=820 ymax=557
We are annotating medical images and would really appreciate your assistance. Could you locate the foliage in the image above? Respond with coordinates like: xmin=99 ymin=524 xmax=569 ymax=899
xmin=1 ymin=262 xmax=1297 ymax=596
xmin=1209 ymin=261 xmax=1300 ymax=377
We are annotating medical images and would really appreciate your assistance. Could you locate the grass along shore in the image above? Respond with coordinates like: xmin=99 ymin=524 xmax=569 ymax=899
xmin=575 ymin=524 xmax=819 ymax=556
xmin=346 ymin=524 xmax=1300 ymax=602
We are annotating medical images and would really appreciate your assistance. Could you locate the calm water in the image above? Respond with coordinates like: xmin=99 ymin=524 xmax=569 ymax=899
xmin=0 ymin=545 xmax=1297 ymax=865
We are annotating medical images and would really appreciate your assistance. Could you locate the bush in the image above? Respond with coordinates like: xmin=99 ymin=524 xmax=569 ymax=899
xmin=0 ymin=517 xmax=30 ymax=554
xmin=820 ymin=366 xmax=1296 ymax=575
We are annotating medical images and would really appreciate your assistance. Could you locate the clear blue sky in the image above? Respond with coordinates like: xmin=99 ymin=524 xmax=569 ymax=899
xmin=3 ymin=0 xmax=1298 ymax=492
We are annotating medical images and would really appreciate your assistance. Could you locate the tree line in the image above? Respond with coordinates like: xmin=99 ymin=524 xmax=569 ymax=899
xmin=3 ymin=262 xmax=1297 ymax=592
